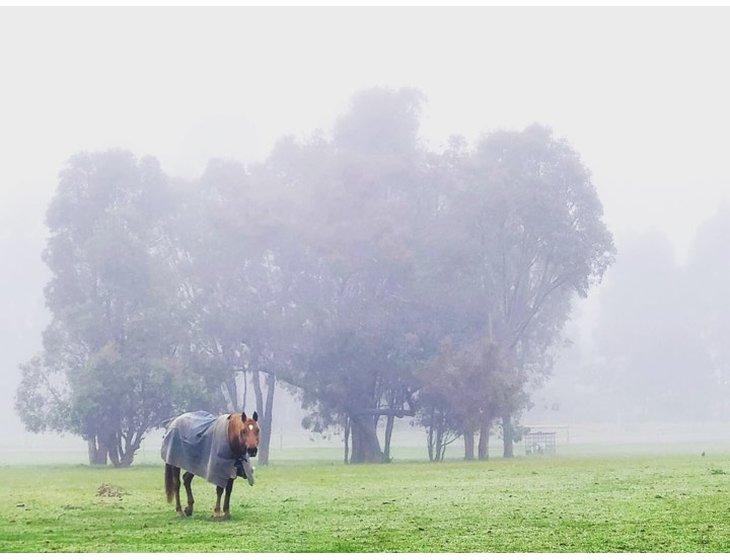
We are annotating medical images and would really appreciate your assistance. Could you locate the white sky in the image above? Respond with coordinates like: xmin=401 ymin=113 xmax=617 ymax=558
xmin=3 ymin=8 xmax=730 ymax=256
xmin=1 ymin=7 xmax=730 ymax=444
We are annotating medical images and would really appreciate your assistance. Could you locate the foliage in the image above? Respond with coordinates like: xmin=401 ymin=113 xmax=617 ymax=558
xmin=16 ymin=90 xmax=615 ymax=466
xmin=276 ymin=87 xmax=429 ymax=462
xmin=415 ymin=124 xmax=614 ymax=457
xmin=15 ymin=151 xmax=206 ymax=466
xmin=594 ymin=232 xmax=717 ymax=421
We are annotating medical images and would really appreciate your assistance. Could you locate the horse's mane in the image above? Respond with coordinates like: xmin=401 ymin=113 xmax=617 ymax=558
xmin=226 ymin=413 xmax=245 ymax=457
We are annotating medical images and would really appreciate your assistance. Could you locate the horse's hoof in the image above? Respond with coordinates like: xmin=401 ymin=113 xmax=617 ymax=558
xmin=222 ymin=512 xmax=231 ymax=521
xmin=184 ymin=506 xmax=193 ymax=517
xmin=177 ymin=510 xmax=186 ymax=518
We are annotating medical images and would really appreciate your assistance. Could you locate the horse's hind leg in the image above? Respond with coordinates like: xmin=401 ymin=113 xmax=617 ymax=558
xmin=222 ymin=478 xmax=234 ymax=520
xmin=172 ymin=466 xmax=184 ymax=516
xmin=213 ymin=485 xmax=224 ymax=519
xmin=182 ymin=472 xmax=194 ymax=516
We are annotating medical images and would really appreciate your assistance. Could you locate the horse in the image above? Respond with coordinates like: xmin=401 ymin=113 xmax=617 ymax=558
xmin=163 ymin=410 xmax=260 ymax=519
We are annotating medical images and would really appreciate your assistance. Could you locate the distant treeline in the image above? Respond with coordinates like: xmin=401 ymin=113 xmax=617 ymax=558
xmin=546 ymin=218 xmax=730 ymax=425
xmin=16 ymin=88 xmax=615 ymax=466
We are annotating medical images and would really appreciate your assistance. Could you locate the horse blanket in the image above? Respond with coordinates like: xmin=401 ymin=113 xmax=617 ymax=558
xmin=161 ymin=411 xmax=253 ymax=488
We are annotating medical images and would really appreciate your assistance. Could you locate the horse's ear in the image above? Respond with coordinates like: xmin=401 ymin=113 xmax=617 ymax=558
xmin=241 ymin=412 xmax=247 ymax=421
xmin=252 ymin=411 xmax=258 ymax=422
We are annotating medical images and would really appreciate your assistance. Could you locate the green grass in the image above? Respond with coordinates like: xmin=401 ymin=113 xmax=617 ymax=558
xmin=1 ymin=452 xmax=729 ymax=552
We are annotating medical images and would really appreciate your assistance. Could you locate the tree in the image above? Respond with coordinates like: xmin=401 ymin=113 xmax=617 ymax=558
xmin=16 ymin=98 xmax=615 ymax=469
xmin=278 ymin=88 xmax=428 ymax=463
xmin=16 ymin=150 xmax=201 ymax=466
xmin=595 ymin=232 xmax=716 ymax=422
xmin=686 ymin=203 xmax=730 ymax=419
xmin=417 ymin=337 xmax=507 ymax=461
xmin=168 ymin=157 xmax=309 ymax=465
xmin=425 ymin=125 xmax=615 ymax=457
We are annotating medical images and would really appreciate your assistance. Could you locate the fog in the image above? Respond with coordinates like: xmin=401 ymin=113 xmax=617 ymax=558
xmin=2 ymin=7 xmax=729 ymax=463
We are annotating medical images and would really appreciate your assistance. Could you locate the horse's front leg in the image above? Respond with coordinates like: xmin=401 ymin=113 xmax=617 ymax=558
xmin=182 ymin=472 xmax=194 ymax=516
xmin=213 ymin=484 xmax=224 ymax=519
xmin=222 ymin=478 xmax=235 ymax=520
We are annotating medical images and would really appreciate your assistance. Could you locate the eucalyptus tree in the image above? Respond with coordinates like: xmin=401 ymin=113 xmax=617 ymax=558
xmin=686 ymin=204 xmax=730 ymax=419
xmin=278 ymin=87 xmax=429 ymax=463
xmin=425 ymin=125 xmax=615 ymax=457
xmin=16 ymin=150 xmax=201 ymax=466
xmin=168 ymin=157 xmax=305 ymax=465
xmin=416 ymin=336 xmax=505 ymax=461
xmin=469 ymin=126 xmax=614 ymax=455
xmin=596 ymin=232 xmax=716 ymax=422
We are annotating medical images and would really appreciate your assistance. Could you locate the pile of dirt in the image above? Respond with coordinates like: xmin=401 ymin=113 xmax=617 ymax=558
xmin=96 ymin=483 xmax=123 ymax=498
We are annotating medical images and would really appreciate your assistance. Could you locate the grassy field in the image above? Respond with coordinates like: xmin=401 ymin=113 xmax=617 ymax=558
xmin=1 ymin=452 xmax=729 ymax=552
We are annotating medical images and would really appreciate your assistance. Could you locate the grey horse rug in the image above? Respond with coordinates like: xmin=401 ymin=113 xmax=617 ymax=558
xmin=160 ymin=411 xmax=253 ymax=488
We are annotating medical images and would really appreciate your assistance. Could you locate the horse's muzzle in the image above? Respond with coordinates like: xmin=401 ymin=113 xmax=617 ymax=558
xmin=247 ymin=447 xmax=258 ymax=457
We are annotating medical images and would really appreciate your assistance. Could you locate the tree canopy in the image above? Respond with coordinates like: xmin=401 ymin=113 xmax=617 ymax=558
xmin=17 ymin=88 xmax=615 ymax=465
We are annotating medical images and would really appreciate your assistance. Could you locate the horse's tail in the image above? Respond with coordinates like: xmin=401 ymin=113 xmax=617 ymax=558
xmin=164 ymin=463 xmax=175 ymax=503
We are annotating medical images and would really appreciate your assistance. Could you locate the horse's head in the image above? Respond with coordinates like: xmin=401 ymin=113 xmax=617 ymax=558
xmin=238 ymin=411 xmax=260 ymax=457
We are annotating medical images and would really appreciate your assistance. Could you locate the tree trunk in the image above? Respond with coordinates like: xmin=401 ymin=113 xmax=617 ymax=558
xmin=427 ymin=423 xmax=435 ymax=462
xmin=502 ymin=414 xmax=514 ymax=458
xmin=257 ymin=373 xmax=276 ymax=465
xmin=383 ymin=413 xmax=395 ymax=462
xmin=241 ymin=370 xmax=249 ymax=410
xmin=251 ymin=370 xmax=264 ymax=416
xmin=344 ymin=418 xmax=351 ymax=464
xmin=435 ymin=422 xmax=445 ymax=461
xmin=87 ymin=435 xmax=108 ymax=465
xmin=349 ymin=415 xmax=384 ymax=463
xmin=478 ymin=418 xmax=491 ymax=460
xmin=105 ymin=429 xmax=144 ymax=468
xmin=106 ymin=434 xmax=121 ymax=467
xmin=224 ymin=378 xmax=238 ymax=412
xmin=86 ymin=438 xmax=95 ymax=465
xmin=464 ymin=431 xmax=475 ymax=460
xmin=118 ymin=445 xmax=137 ymax=467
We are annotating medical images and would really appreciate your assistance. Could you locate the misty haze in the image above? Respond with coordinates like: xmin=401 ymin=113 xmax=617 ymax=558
xmin=1 ymin=6 xmax=729 ymax=553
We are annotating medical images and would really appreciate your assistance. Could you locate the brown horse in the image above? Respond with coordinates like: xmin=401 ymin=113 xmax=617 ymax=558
xmin=164 ymin=411 xmax=260 ymax=519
